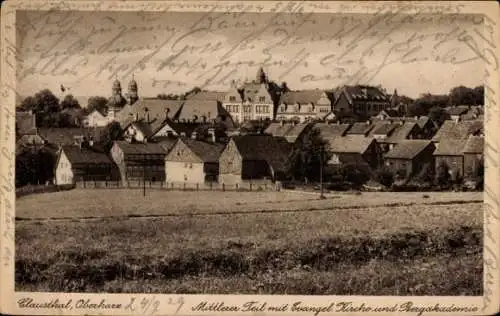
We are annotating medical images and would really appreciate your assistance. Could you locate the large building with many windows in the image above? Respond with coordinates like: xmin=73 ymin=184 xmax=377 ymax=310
xmin=221 ymin=68 xmax=278 ymax=123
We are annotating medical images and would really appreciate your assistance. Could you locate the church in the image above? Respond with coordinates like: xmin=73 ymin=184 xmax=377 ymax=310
xmin=82 ymin=77 xmax=139 ymax=127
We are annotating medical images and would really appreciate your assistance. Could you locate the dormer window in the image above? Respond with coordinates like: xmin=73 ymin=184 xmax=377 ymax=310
xmin=259 ymin=96 xmax=265 ymax=102
xmin=229 ymin=96 xmax=236 ymax=102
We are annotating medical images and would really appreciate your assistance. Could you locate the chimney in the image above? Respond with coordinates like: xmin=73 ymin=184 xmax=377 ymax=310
xmin=207 ymin=127 xmax=216 ymax=143
xmin=191 ymin=131 xmax=197 ymax=140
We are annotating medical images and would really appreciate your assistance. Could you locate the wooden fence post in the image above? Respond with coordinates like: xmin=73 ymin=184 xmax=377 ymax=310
xmin=196 ymin=183 xmax=199 ymax=191
xmin=222 ymin=183 xmax=225 ymax=192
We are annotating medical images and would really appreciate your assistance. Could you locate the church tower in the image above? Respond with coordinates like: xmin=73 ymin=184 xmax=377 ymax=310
xmin=390 ymin=89 xmax=399 ymax=108
xmin=127 ymin=75 xmax=138 ymax=105
xmin=107 ymin=79 xmax=127 ymax=121
xmin=256 ymin=67 xmax=267 ymax=84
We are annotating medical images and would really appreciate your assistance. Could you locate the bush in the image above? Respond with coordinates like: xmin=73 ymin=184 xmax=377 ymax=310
xmin=375 ymin=168 xmax=394 ymax=187
xmin=436 ymin=161 xmax=451 ymax=188
xmin=340 ymin=164 xmax=370 ymax=188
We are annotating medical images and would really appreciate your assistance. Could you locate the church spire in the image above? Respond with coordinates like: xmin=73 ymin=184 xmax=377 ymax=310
xmin=256 ymin=67 xmax=267 ymax=84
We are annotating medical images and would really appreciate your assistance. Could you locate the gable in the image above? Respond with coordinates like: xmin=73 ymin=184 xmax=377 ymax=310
xmin=124 ymin=124 xmax=145 ymax=140
xmin=153 ymin=121 xmax=179 ymax=137
xmin=166 ymin=140 xmax=203 ymax=163
xmin=224 ymin=89 xmax=242 ymax=103
xmin=88 ymin=109 xmax=106 ymax=119
xmin=317 ymin=92 xmax=331 ymax=105
xmin=255 ymin=85 xmax=273 ymax=103
xmin=56 ymin=150 xmax=71 ymax=171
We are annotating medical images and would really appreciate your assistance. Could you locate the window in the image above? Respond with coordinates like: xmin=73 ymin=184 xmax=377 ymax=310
xmin=229 ymin=96 xmax=236 ymax=102
xmin=184 ymin=163 xmax=188 ymax=168
xmin=259 ymin=96 xmax=266 ymax=102
xmin=189 ymin=163 xmax=193 ymax=169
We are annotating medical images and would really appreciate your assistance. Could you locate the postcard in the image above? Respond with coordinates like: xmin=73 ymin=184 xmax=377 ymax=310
xmin=1 ymin=0 xmax=499 ymax=315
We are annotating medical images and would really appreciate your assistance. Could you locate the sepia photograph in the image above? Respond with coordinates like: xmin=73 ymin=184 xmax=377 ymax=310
xmin=2 ymin=1 xmax=499 ymax=314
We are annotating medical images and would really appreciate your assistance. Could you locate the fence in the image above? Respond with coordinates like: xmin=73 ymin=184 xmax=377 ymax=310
xmin=16 ymin=184 xmax=75 ymax=198
xmin=74 ymin=180 xmax=282 ymax=192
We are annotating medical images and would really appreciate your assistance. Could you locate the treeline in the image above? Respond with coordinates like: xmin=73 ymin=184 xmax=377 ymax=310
xmin=19 ymin=90 xmax=111 ymax=129
xmin=407 ymin=85 xmax=484 ymax=117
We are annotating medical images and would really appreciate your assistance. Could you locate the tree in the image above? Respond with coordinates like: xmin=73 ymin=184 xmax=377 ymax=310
xmin=87 ymin=96 xmax=108 ymax=114
xmin=428 ymin=106 xmax=451 ymax=126
xmin=473 ymin=85 xmax=484 ymax=105
xmin=21 ymin=89 xmax=60 ymax=127
xmin=101 ymin=121 xmax=123 ymax=152
xmin=341 ymin=164 xmax=370 ymax=187
xmin=436 ymin=161 xmax=451 ymax=187
xmin=60 ymin=94 xmax=81 ymax=109
xmin=376 ymin=167 xmax=394 ymax=187
xmin=15 ymin=146 xmax=56 ymax=187
xmin=287 ymin=128 xmax=331 ymax=182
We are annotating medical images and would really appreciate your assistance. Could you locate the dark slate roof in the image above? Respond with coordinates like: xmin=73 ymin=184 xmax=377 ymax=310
xmin=386 ymin=122 xmax=420 ymax=143
xmin=279 ymin=90 xmax=330 ymax=105
xmin=129 ymin=120 xmax=154 ymax=138
xmin=114 ymin=140 xmax=170 ymax=155
xmin=175 ymin=99 xmax=226 ymax=123
xmin=315 ymin=123 xmax=351 ymax=138
xmin=149 ymin=136 xmax=178 ymax=152
xmin=432 ymin=120 xmax=484 ymax=142
xmin=264 ymin=122 xmax=310 ymax=142
xmin=462 ymin=135 xmax=484 ymax=154
xmin=327 ymin=135 xmax=375 ymax=154
xmin=231 ymin=135 xmax=293 ymax=172
xmin=416 ymin=116 xmax=431 ymax=129
xmin=346 ymin=122 xmax=374 ymax=136
xmin=38 ymin=127 xmax=106 ymax=146
xmin=154 ymin=118 xmax=204 ymax=137
xmin=62 ymin=145 xmax=114 ymax=165
xmin=433 ymin=139 xmax=465 ymax=156
xmin=180 ymin=138 xmax=225 ymax=163
xmin=264 ymin=122 xmax=294 ymax=137
xmin=186 ymin=91 xmax=226 ymax=102
xmin=284 ymin=123 xmax=310 ymax=143
xmin=116 ymin=98 xmax=183 ymax=128
xmin=366 ymin=120 xmax=392 ymax=136
xmin=340 ymin=85 xmax=390 ymax=103
xmin=446 ymin=106 xmax=470 ymax=116
xmin=371 ymin=122 xmax=398 ymax=136
xmin=384 ymin=140 xmax=434 ymax=160
xmin=241 ymin=82 xmax=267 ymax=102
xmin=16 ymin=111 xmax=37 ymax=135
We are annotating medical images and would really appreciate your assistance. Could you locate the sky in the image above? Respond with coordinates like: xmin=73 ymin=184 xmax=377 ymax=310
xmin=16 ymin=9 xmax=485 ymax=103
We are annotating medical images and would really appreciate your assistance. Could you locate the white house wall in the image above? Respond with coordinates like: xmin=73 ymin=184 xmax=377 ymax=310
xmin=55 ymin=151 xmax=74 ymax=185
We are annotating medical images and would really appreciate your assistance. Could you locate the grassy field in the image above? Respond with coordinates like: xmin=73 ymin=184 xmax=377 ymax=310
xmin=15 ymin=189 xmax=483 ymax=295
xmin=16 ymin=188 xmax=483 ymax=219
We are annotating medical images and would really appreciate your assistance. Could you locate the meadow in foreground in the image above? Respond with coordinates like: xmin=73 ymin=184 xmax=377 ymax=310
xmin=16 ymin=190 xmax=483 ymax=295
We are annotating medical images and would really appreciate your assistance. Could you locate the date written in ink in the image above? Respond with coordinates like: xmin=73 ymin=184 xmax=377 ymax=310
xmin=124 ymin=296 xmax=184 ymax=315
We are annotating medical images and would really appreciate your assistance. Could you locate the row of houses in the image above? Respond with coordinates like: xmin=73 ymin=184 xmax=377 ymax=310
xmin=47 ymin=116 xmax=483 ymax=188
xmin=77 ymin=69 xmax=406 ymax=128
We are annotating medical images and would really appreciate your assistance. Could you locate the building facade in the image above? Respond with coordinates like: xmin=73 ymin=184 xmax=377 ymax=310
xmin=276 ymin=90 xmax=332 ymax=122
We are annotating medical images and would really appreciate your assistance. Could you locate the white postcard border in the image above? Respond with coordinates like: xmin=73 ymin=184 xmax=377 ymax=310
xmin=1 ymin=1 xmax=499 ymax=315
